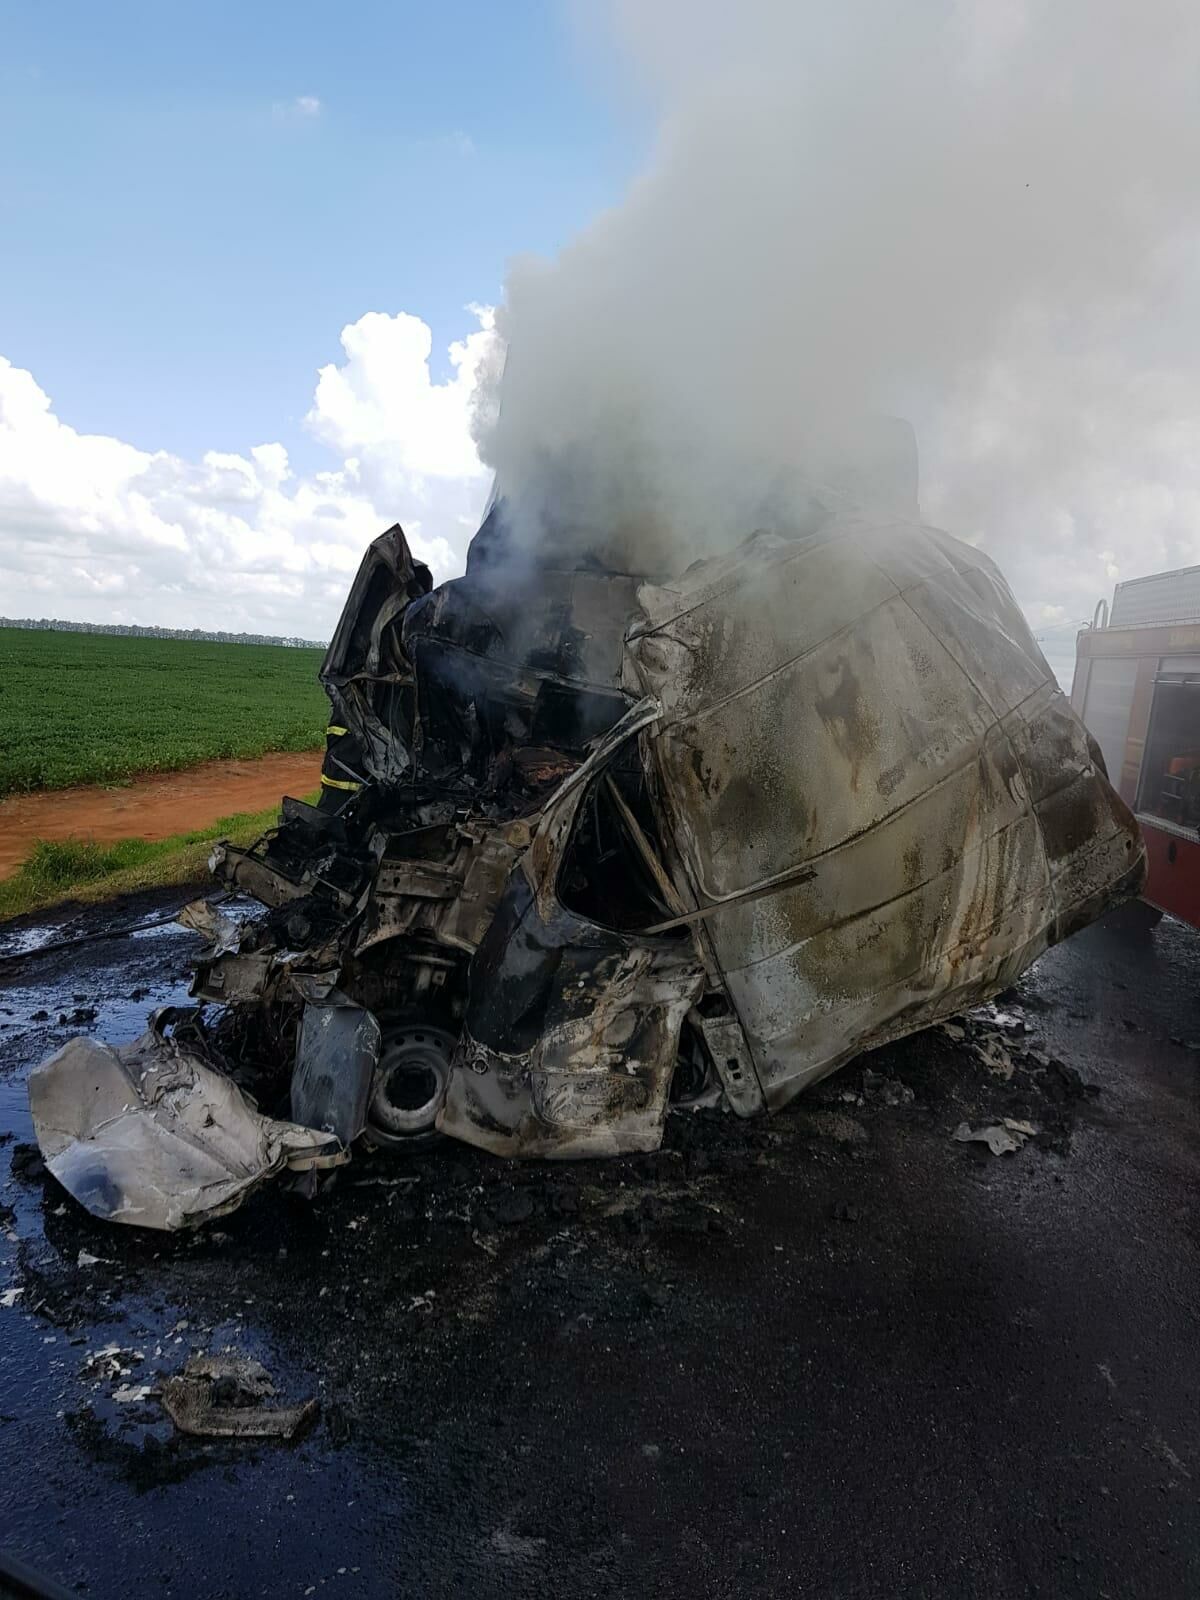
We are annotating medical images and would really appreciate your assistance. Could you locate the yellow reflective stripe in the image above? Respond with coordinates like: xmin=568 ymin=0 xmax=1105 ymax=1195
xmin=320 ymin=773 xmax=362 ymax=792
xmin=325 ymin=724 xmax=348 ymax=737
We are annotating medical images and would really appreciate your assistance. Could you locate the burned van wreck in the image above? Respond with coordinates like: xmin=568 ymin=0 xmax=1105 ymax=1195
xmin=30 ymin=503 xmax=1146 ymax=1228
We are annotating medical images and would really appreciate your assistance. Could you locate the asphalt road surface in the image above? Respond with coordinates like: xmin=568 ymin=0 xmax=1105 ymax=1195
xmin=0 ymin=889 xmax=1196 ymax=1599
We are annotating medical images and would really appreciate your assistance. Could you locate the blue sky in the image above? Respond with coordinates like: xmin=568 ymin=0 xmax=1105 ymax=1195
xmin=0 ymin=0 xmax=1195 ymax=668
xmin=0 ymin=0 xmax=640 ymax=469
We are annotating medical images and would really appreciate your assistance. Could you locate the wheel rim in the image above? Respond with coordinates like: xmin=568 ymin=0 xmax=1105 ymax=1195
xmin=367 ymin=1024 xmax=455 ymax=1141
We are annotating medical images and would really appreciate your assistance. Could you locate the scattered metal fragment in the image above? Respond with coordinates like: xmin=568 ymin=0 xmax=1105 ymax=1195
xmin=973 ymin=1034 xmax=1018 ymax=1079
xmin=161 ymin=1355 xmax=318 ymax=1439
xmin=81 ymin=1344 xmax=145 ymax=1383
xmin=953 ymin=1118 xmax=1039 ymax=1156
xmin=176 ymin=897 xmax=244 ymax=957
xmin=112 ymin=1384 xmax=154 ymax=1404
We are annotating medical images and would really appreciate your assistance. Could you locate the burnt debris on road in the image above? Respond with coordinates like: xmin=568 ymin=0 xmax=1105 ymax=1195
xmin=0 ymin=892 xmax=1196 ymax=1597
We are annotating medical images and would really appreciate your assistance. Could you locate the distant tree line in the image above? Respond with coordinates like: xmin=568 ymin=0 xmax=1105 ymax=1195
xmin=0 ymin=618 xmax=328 ymax=649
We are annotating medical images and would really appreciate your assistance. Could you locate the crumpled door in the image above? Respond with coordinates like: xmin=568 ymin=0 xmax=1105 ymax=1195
xmin=318 ymin=523 xmax=433 ymax=795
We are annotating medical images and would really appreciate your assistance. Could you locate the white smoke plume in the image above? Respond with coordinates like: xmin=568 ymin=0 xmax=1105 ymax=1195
xmin=476 ymin=0 xmax=1200 ymax=643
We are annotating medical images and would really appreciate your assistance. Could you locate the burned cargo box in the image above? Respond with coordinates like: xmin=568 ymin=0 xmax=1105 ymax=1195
xmin=29 ymin=506 xmax=1145 ymax=1228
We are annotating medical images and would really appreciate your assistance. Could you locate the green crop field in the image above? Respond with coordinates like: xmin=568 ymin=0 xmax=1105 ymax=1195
xmin=0 ymin=628 xmax=329 ymax=795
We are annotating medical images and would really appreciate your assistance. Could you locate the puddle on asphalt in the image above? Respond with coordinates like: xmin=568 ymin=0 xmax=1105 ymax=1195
xmin=0 ymin=923 xmax=64 ymax=958
xmin=0 ymin=974 xmax=195 ymax=1058
xmin=0 ymin=896 xmax=265 ymax=1061
xmin=0 ymin=896 xmax=418 ymax=1594
xmin=0 ymin=1073 xmax=34 ymax=1143
xmin=0 ymin=908 xmax=309 ymax=1533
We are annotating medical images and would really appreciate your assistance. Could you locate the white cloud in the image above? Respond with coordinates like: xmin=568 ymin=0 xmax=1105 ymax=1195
xmin=272 ymin=95 xmax=323 ymax=121
xmin=3 ymin=289 xmax=1199 ymax=670
xmin=308 ymin=308 xmax=492 ymax=481
xmin=0 ymin=310 xmax=495 ymax=638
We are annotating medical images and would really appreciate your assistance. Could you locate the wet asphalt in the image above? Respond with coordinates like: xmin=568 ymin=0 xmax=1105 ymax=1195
xmin=0 ymin=889 xmax=1196 ymax=1599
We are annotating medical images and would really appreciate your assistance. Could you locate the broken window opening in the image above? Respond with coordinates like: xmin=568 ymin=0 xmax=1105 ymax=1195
xmin=556 ymin=758 xmax=684 ymax=933
xmin=1135 ymin=676 xmax=1200 ymax=831
xmin=529 ymin=679 xmax=629 ymax=751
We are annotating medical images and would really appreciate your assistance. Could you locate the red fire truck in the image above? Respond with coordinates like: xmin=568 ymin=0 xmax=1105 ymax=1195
xmin=1072 ymin=564 xmax=1200 ymax=927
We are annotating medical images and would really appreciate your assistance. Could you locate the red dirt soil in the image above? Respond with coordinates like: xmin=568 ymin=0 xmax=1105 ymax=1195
xmin=0 ymin=750 xmax=323 ymax=880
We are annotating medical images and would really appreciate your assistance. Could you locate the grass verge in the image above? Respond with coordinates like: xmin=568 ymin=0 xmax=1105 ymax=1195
xmin=0 ymin=799 xmax=313 ymax=922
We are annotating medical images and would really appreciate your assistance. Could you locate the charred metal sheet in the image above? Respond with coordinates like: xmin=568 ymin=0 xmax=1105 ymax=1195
xmin=624 ymin=518 xmax=1145 ymax=1108
xmin=29 ymin=1013 xmax=345 ymax=1230
xmin=440 ymin=920 xmax=703 ymax=1158
xmin=439 ymin=700 xmax=704 ymax=1158
xmin=287 ymin=969 xmax=347 ymax=1004
xmin=209 ymin=839 xmax=360 ymax=911
xmin=352 ymin=820 xmax=532 ymax=957
xmin=177 ymin=897 xmax=243 ymax=956
xmin=319 ymin=523 xmax=432 ymax=791
xmin=355 ymin=856 xmax=463 ymax=952
xmin=208 ymin=843 xmax=311 ymax=909
xmin=291 ymin=1001 xmax=381 ymax=1143
xmin=280 ymin=793 xmax=347 ymax=840
xmin=162 ymin=1355 xmax=318 ymax=1440
xmin=438 ymin=820 xmax=530 ymax=952
xmin=191 ymin=950 xmax=276 ymax=1004
xmin=697 ymin=1012 xmax=763 ymax=1117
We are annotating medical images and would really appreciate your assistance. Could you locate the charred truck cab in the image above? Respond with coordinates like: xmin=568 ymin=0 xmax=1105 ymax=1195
xmin=31 ymin=502 xmax=1145 ymax=1229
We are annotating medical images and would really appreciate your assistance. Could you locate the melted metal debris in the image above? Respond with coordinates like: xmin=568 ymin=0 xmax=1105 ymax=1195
xmin=162 ymin=1355 xmax=318 ymax=1440
xmin=29 ymin=1009 xmax=345 ymax=1230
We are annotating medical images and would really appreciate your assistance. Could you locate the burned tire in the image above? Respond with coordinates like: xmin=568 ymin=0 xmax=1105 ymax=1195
xmin=365 ymin=1022 xmax=456 ymax=1150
